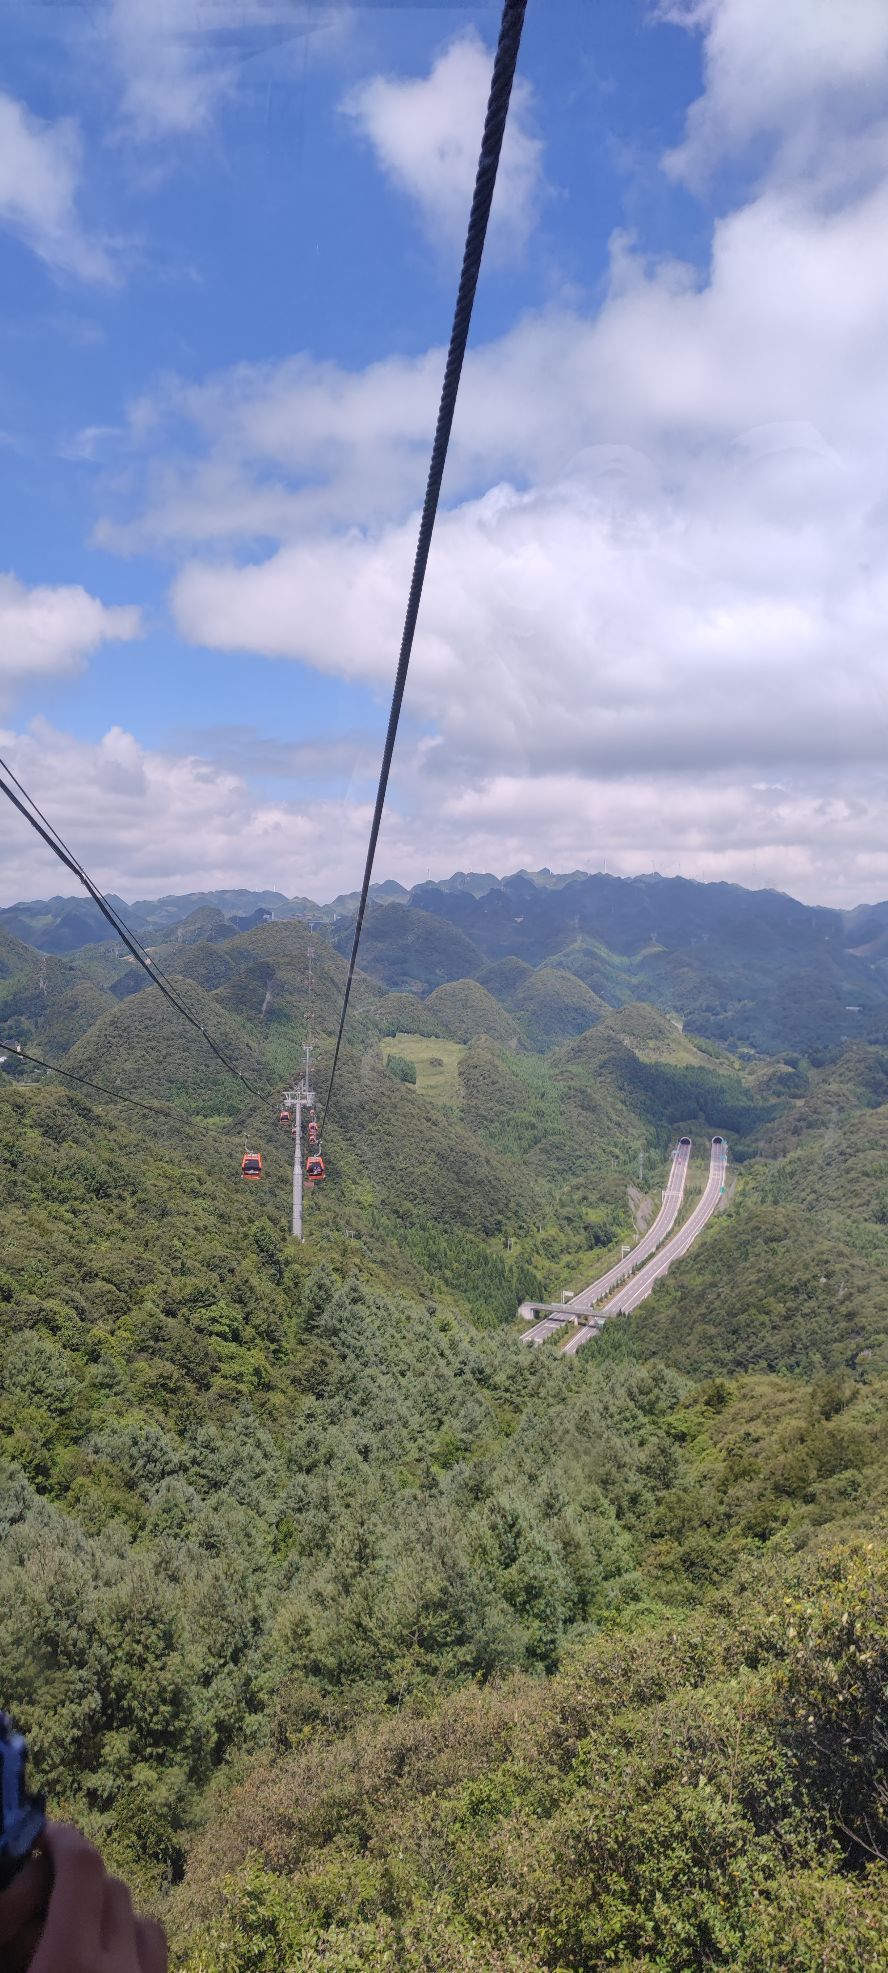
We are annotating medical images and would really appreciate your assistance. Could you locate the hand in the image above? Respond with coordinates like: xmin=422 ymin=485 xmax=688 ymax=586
xmin=0 ymin=1850 xmax=52 ymax=1973
xmin=23 ymin=1822 xmax=166 ymax=1973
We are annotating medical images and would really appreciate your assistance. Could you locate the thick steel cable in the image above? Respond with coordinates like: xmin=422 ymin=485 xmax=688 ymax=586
xmin=1 ymin=750 xmax=181 ymax=984
xmin=0 ymin=763 xmax=260 ymax=1094
xmin=0 ymin=753 xmax=240 ymax=1052
xmin=322 ymin=0 xmax=528 ymax=1132
xmin=1 ymin=1039 xmax=263 ymax=1145
xmin=0 ymin=1037 xmax=194 ymax=1119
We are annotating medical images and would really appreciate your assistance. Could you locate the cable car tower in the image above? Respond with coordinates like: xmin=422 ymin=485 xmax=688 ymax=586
xmin=285 ymin=1074 xmax=313 ymax=1241
xmin=285 ymin=925 xmax=317 ymax=1242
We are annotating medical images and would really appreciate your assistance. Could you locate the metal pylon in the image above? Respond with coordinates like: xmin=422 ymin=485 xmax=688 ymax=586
xmin=290 ymin=1075 xmax=315 ymax=1242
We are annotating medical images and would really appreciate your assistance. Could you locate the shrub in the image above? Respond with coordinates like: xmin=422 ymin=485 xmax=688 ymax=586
xmin=386 ymin=1053 xmax=417 ymax=1085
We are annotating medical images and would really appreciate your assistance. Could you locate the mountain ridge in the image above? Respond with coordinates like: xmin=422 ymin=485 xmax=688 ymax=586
xmin=5 ymin=869 xmax=888 ymax=1060
xmin=7 ymin=883 xmax=888 ymax=1958
xmin=2 ymin=865 xmax=866 ymax=948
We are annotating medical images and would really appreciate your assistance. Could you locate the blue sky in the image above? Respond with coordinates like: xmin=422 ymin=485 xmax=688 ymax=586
xmin=2 ymin=0 xmax=888 ymax=906
xmin=0 ymin=0 xmax=701 ymax=748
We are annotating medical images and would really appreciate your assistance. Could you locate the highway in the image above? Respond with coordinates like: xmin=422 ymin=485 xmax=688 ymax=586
xmin=562 ymin=1136 xmax=728 ymax=1356
xmin=521 ymin=1137 xmax=693 ymax=1346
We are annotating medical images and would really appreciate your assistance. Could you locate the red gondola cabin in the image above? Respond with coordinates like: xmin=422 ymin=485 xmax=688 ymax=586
xmin=305 ymin=1153 xmax=326 ymax=1184
xmin=241 ymin=1151 xmax=263 ymax=1180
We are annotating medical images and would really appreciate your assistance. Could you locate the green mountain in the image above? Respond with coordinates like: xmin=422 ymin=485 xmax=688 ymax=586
xmin=332 ymin=901 xmax=483 ymax=993
xmin=5 ymin=900 xmax=888 ymax=1959
xmin=405 ymin=872 xmax=888 ymax=1055
xmin=476 ymin=954 xmax=534 ymax=1001
xmin=0 ymin=927 xmax=116 ymax=1053
xmin=375 ymin=990 xmax=444 ymax=1038
xmin=422 ymin=977 xmax=519 ymax=1046
xmin=511 ymin=964 xmax=606 ymax=1048
xmin=172 ymin=1533 xmax=888 ymax=1971
xmin=9 ymin=868 xmax=888 ymax=1061
xmin=63 ymin=974 xmax=267 ymax=1118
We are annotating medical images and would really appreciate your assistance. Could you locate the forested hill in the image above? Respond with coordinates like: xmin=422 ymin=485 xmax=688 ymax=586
xmin=4 ymin=904 xmax=888 ymax=1965
xmin=6 ymin=867 xmax=888 ymax=1057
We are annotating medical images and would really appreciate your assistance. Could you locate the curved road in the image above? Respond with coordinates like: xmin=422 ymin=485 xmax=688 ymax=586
xmin=522 ymin=1137 xmax=693 ymax=1346
xmin=562 ymin=1136 xmax=728 ymax=1356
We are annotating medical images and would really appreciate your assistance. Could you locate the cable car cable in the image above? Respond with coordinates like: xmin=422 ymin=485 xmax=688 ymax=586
xmin=0 ymin=1037 xmax=197 ymax=1118
xmin=2 ymin=1038 xmax=267 ymax=1154
xmin=0 ymin=754 xmax=250 ymax=1076
xmin=0 ymin=750 xmax=185 ymax=985
xmin=0 ymin=761 xmax=261 ymax=1095
xmin=320 ymin=0 xmax=528 ymax=1134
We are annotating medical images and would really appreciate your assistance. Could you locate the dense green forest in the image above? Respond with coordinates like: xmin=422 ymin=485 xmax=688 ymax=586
xmin=4 ymin=890 xmax=888 ymax=1965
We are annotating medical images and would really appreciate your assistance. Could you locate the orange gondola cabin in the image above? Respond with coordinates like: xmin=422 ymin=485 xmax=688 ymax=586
xmin=305 ymin=1153 xmax=326 ymax=1184
xmin=241 ymin=1151 xmax=263 ymax=1180
xmin=278 ymin=1108 xmax=291 ymax=1125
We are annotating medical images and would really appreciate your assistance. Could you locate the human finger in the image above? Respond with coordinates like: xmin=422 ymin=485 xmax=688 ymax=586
xmin=101 ymin=1875 xmax=135 ymax=1955
xmin=31 ymin=1822 xmax=105 ymax=1967
xmin=0 ymin=1853 xmax=52 ymax=1944
xmin=4 ymin=1914 xmax=44 ymax=1973
xmin=137 ymin=1915 xmax=168 ymax=1973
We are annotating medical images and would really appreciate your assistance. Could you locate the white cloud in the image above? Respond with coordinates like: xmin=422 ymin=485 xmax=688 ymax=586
xmin=2 ymin=717 xmax=888 ymax=911
xmin=0 ymin=92 xmax=112 ymax=283
xmin=77 ymin=0 xmax=888 ymax=904
xmin=107 ymin=0 xmax=233 ymax=140
xmin=105 ymin=0 xmax=345 ymax=142
xmin=662 ymin=0 xmax=888 ymax=190
xmin=168 ymin=137 xmax=888 ymax=786
xmin=426 ymin=767 xmax=888 ymax=912
xmin=171 ymin=432 xmax=888 ymax=783
xmin=93 ymin=346 xmax=447 ymax=553
xmin=96 ymin=156 xmax=888 ymax=556
xmin=0 ymin=576 xmax=141 ymax=703
xmin=343 ymin=30 xmax=544 ymax=255
xmin=0 ymin=719 xmax=377 ymax=905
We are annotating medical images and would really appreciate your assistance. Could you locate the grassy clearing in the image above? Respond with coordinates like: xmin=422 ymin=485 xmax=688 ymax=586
xmin=390 ymin=1032 xmax=465 ymax=1103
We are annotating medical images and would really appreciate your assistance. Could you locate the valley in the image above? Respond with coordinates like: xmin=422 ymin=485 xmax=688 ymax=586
xmin=3 ymin=867 xmax=888 ymax=1966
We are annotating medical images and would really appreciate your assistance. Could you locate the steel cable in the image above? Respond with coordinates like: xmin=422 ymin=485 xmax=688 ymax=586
xmin=0 ymin=1037 xmax=198 ymax=1118
xmin=322 ymin=0 xmax=528 ymax=1131
xmin=0 ymin=761 xmax=261 ymax=1095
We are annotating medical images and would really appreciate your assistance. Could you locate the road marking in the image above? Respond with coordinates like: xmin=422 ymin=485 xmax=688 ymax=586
xmin=522 ymin=1139 xmax=693 ymax=1346
xmin=562 ymin=1139 xmax=727 ymax=1354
